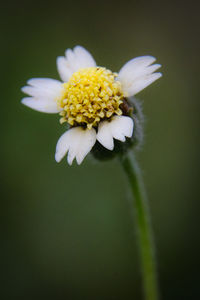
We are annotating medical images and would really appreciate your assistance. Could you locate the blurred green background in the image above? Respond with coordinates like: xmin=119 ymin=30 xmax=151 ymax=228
xmin=1 ymin=0 xmax=200 ymax=299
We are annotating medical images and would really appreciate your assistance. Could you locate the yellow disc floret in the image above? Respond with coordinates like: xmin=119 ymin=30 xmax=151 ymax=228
xmin=57 ymin=67 xmax=124 ymax=129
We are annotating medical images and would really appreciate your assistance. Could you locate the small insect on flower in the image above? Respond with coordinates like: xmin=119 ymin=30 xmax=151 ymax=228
xmin=21 ymin=46 xmax=162 ymax=165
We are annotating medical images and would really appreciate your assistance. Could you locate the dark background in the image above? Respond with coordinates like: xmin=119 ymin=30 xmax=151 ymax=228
xmin=1 ymin=0 xmax=200 ymax=299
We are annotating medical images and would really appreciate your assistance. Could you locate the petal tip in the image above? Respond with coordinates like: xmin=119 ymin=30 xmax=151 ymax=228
xmin=21 ymin=86 xmax=26 ymax=93
xmin=55 ymin=152 xmax=61 ymax=163
xmin=21 ymin=97 xmax=31 ymax=106
xmin=156 ymin=72 xmax=162 ymax=78
xmin=76 ymin=157 xmax=83 ymax=165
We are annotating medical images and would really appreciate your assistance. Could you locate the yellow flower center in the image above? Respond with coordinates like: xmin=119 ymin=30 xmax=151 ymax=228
xmin=58 ymin=67 xmax=124 ymax=129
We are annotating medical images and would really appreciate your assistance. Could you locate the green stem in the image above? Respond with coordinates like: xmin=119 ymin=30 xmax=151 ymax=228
xmin=120 ymin=151 xmax=159 ymax=300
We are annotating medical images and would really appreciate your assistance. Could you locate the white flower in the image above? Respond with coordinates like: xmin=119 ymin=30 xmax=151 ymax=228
xmin=22 ymin=46 xmax=162 ymax=165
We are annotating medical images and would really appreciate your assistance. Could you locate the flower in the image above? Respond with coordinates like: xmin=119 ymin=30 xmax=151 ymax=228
xmin=21 ymin=46 xmax=162 ymax=165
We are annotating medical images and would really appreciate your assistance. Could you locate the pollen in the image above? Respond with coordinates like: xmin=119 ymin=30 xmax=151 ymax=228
xmin=57 ymin=67 xmax=124 ymax=129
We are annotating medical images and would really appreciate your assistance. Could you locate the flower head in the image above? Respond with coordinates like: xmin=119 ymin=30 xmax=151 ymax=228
xmin=22 ymin=46 xmax=162 ymax=165
xmin=58 ymin=67 xmax=123 ymax=128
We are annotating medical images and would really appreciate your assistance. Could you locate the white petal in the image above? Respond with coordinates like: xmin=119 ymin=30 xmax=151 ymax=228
xmin=73 ymin=46 xmax=96 ymax=68
xmin=55 ymin=127 xmax=96 ymax=165
xmin=97 ymin=116 xmax=134 ymax=150
xmin=118 ymin=56 xmax=156 ymax=79
xmin=96 ymin=121 xmax=114 ymax=150
xmin=127 ymin=73 xmax=162 ymax=96
xmin=21 ymin=97 xmax=61 ymax=113
xmin=110 ymin=115 xmax=134 ymax=139
xmin=27 ymin=78 xmax=62 ymax=90
xmin=21 ymin=78 xmax=63 ymax=113
xmin=56 ymin=57 xmax=73 ymax=82
xmin=22 ymin=86 xmax=59 ymax=99
xmin=56 ymin=46 xmax=96 ymax=82
xmin=22 ymin=78 xmax=63 ymax=98
xmin=118 ymin=56 xmax=162 ymax=96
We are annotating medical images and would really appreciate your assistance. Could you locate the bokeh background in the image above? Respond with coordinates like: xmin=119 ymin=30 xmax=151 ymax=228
xmin=1 ymin=0 xmax=200 ymax=299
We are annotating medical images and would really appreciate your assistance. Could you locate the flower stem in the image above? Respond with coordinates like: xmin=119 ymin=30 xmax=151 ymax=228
xmin=120 ymin=151 xmax=159 ymax=300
